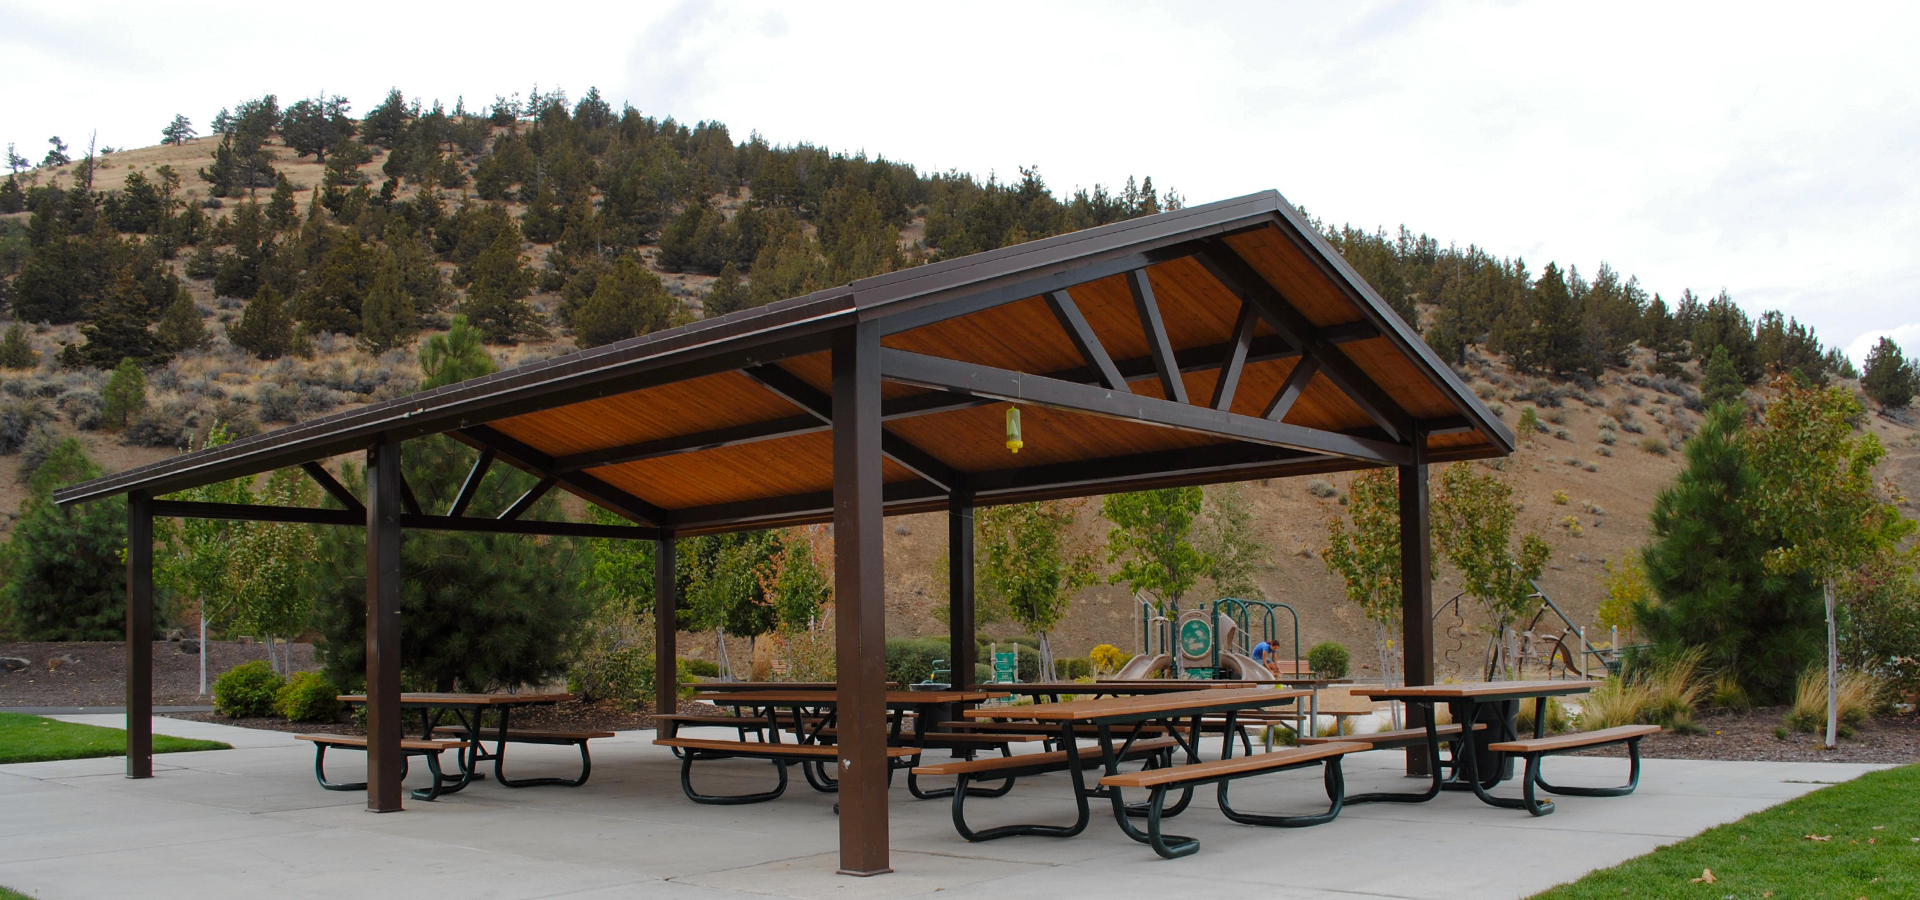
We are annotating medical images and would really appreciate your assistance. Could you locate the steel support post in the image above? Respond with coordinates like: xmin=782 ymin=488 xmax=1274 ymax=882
xmin=833 ymin=321 xmax=891 ymax=876
xmin=365 ymin=437 xmax=405 ymax=811
xmin=948 ymin=491 xmax=976 ymax=689
xmin=655 ymin=533 xmax=678 ymax=717
xmin=1398 ymin=435 xmax=1433 ymax=777
xmin=126 ymin=490 xmax=154 ymax=779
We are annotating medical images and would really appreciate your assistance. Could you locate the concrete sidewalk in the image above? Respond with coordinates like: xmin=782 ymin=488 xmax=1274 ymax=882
xmin=0 ymin=719 xmax=1889 ymax=900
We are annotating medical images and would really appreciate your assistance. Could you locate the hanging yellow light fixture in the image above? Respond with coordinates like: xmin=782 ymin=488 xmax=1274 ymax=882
xmin=1004 ymin=405 xmax=1024 ymax=454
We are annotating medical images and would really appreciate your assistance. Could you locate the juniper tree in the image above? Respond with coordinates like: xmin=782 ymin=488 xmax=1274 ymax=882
xmin=570 ymin=253 xmax=677 ymax=348
xmin=357 ymin=255 xmax=416 ymax=353
xmin=702 ymin=263 xmax=749 ymax=317
xmin=42 ymin=136 xmax=70 ymax=168
xmin=227 ymin=285 xmax=295 ymax=359
xmin=266 ymin=173 xmax=299 ymax=231
xmin=155 ymin=292 xmax=209 ymax=352
xmin=100 ymin=357 xmax=147 ymax=428
xmin=362 ymin=89 xmax=413 ymax=149
xmin=279 ymin=95 xmax=355 ymax=165
xmin=1700 ymin=345 xmax=1744 ymax=409
xmin=1861 ymin=337 xmax=1916 ymax=410
xmin=459 ymin=227 xmax=546 ymax=343
xmin=0 ymin=323 xmax=36 ymax=369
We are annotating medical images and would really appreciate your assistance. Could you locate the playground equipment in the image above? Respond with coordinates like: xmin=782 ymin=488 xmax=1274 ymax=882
xmin=1433 ymin=580 xmax=1614 ymax=681
xmin=1117 ymin=596 xmax=1301 ymax=680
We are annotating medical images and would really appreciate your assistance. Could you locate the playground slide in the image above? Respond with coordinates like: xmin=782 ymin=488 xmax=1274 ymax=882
xmin=1111 ymin=653 xmax=1169 ymax=680
xmin=1217 ymin=650 xmax=1270 ymax=681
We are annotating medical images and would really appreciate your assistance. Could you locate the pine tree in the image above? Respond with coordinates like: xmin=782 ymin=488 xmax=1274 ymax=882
xmin=266 ymin=173 xmax=299 ymax=231
xmin=1637 ymin=403 xmax=1823 ymax=702
xmin=363 ymin=88 xmax=413 ymax=149
xmin=0 ymin=323 xmax=36 ymax=369
xmin=155 ymin=292 xmax=209 ymax=352
xmin=227 ymin=285 xmax=295 ymax=359
xmin=161 ymin=114 xmax=197 ymax=146
xmin=570 ymin=253 xmax=678 ymax=348
xmin=0 ymin=439 xmax=126 ymax=640
xmin=60 ymin=274 xmax=171 ymax=369
xmin=358 ymin=255 xmax=417 ymax=353
xmin=279 ymin=95 xmax=355 ymax=165
xmin=100 ymin=357 xmax=147 ymax=428
xmin=1860 ymin=337 xmax=1916 ymax=410
xmin=1701 ymin=345 xmax=1744 ymax=409
xmin=418 ymin=315 xmax=495 ymax=388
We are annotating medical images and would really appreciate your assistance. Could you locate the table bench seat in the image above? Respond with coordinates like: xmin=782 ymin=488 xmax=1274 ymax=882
xmin=1098 ymin=741 xmax=1368 ymax=858
xmin=1301 ymin=722 xmax=1480 ymax=749
xmin=1485 ymin=724 xmax=1662 ymax=816
xmin=295 ymin=734 xmax=467 ymax=800
xmin=653 ymin=737 xmax=918 ymax=805
xmin=912 ymin=736 xmax=1178 ymax=778
xmin=430 ymin=726 xmax=613 ymax=788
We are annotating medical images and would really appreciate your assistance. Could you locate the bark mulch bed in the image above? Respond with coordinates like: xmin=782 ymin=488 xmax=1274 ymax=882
xmin=1 ymin=640 xmax=316 ymax=707
xmin=1572 ymin=706 xmax=1920 ymax=765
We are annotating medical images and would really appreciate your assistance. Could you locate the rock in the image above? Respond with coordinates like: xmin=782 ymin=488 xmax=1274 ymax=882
xmin=167 ymin=629 xmax=185 ymax=642
xmin=178 ymin=640 xmax=201 ymax=655
xmin=0 ymin=657 xmax=28 ymax=673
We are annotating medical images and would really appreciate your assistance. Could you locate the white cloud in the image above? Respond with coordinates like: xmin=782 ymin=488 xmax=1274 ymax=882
xmin=1846 ymin=323 xmax=1920 ymax=368
xmin=4 ymin=0 xmax=1915 ymax=355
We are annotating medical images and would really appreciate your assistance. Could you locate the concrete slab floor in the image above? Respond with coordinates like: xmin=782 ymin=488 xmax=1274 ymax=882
xmin=0 ymin=718 xmax=1891 ymax=900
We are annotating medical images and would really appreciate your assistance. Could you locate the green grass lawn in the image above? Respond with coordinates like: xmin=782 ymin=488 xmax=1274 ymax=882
xmin=0 ymin=712 xmax=231 ymax=765
xmin=1532 ymin=763 xmax=1919 ymax=899
xmin=0 ymin=886 xmax=33 ymax=900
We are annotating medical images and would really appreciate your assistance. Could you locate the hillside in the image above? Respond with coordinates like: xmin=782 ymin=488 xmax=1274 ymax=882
xmin=3 ymin=91 xmax=1916 ymax=677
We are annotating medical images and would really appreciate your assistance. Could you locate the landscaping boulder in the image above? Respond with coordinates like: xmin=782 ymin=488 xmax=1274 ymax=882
xmin=178 ymin=640 xmax=201 ymax=656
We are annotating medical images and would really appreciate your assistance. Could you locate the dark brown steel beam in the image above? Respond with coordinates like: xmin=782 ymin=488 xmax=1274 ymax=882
xmin=833 ymin=322 xmax=891 ymax=875
xmin=1398 ymin=433 xmax=1433 ymax=777
xmin=1210 ymin=302 xmax=1260 ymax=411
xmin=302 ymin=461 xmax=364 ymax=513
xmin=654 ymin=533 xmax=678 ymax=716
xmin=743 ymin=364 xmax=962 ymax=493
xmin=126 ymin=491 xmax=154 ymax=779
xmin=1193 ymin=243 xmax=1412 ymax=441
xmin=1263 ymin=356 xmax=1321 ymax=421
xmin=552 ymin=415 xmax=827 ymax=473
xmin=1421 ymin=415 xmax=1475 ymax=436
xmin=879 ymin=349 xmax=1412 ymax=465
xmin=399 ymin=474 xmax=423 ymax=517
xmin=1045 ymin=289 xmax=1127 ymax=391
xmin=875 ymin=240 xmax=1212 ymax=337
xmin=151 ymin=499 xmax=363 ymax=527
xmin=499 ymin=477 xmax=557 ymax=522
xmin=948 ymin=491 xmax=977 ymax=690
xmin=457 ymin=425 xmax=669 ymax=526
xmin=447 ymin=447 xmax=495 ymax=517
xmin=364 ymin=437 xmax=404 ymax=812
xmin=1128 ymin=268 xmax=1188 ymax=404
xmin=399 ymin=513 xmax=658 ymax=540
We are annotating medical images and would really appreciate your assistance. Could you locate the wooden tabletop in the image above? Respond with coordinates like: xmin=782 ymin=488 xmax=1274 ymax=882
xmin=336 ymin=692 xmax=573 ymax=707
xmin=1362 ymin=680 xmax=1602 ymax=702
xmin=966 ymin=687 xmax=1308 ymax=723
xmin=992 ymin=681 xmax=1247 ymax=695
xmin=692 ymin=682 xmax=898 ymax=692
xmin=692 ymin=690 xmax=999 ymax=705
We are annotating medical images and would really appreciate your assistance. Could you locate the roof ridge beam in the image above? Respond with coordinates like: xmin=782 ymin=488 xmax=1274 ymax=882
xmin=1192 ymin=242 xmax=1412 ymax=442
xmin=1127 ymin=269 xmax=1188 ymax=404
xmin=879 ymin=348 xmax=1411 ymax=466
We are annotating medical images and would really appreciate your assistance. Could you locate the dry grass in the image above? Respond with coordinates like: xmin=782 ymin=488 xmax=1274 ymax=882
xmin=1785 ymin=668 xmax=1882 ymax=735
xmin=1577 ymin=648 xmax=1708 ymax=733
xmin=1577 ymin=677 xmax=1653 ymax=730
xmin=1516 ymin=696 xmax=1575 ymax=734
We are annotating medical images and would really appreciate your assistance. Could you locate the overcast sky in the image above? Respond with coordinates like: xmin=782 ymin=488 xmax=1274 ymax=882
xmin=6 ymin=1 xmax=1916 ymax=364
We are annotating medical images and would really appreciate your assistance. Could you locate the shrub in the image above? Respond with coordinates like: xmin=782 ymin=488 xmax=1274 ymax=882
xmin=682 ymin=658 xmax=721 ymax=678
xmin=1551 ymin=489 xmax=1569 ymax=505
xmin=1597 ymin=428 xmax=1617 ymax=445
xmin=1641 ymin=648 xmax=1707 ymax=733
xmin=1306 ymin=479 xmax=1337 ymax=499
xmin=1639 ymin=436 xmax=1669 ymax=455
xmin=1306 ymin=641 xmax=1350 ymax=678
xmin=1089 ymin=643 xmax=1128 ymax=675
xmin=1577 ymin=677 xmax=1651 ymax=730
xmin=884 ymin=636 xmax=948 ymax=685
xmin=1710 ymin=672 xmax=1752 ymax=712
xmin=1053 ymin=657 xmax=1092 ymax=679
xmin=0 ymin=398 xmax=52 ymax=454
xmin=274 ymin=671 xmax=342 ymax=722
xmin=213 ymin=661 xmax=284 ymax=718
xmin=568 ymin=606 xmax=655 ymax=709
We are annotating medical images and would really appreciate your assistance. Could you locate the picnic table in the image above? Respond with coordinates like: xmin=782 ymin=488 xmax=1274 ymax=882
xmin=337 ymin=692 xmax=602 ymax=797
xmin=691 ymin=681 xmax=897 ymax=692
xmin=1361 ymin=680 xmax=1654 ymax=815
xmin=947 ymin=686 xmax=1344 ymax=857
